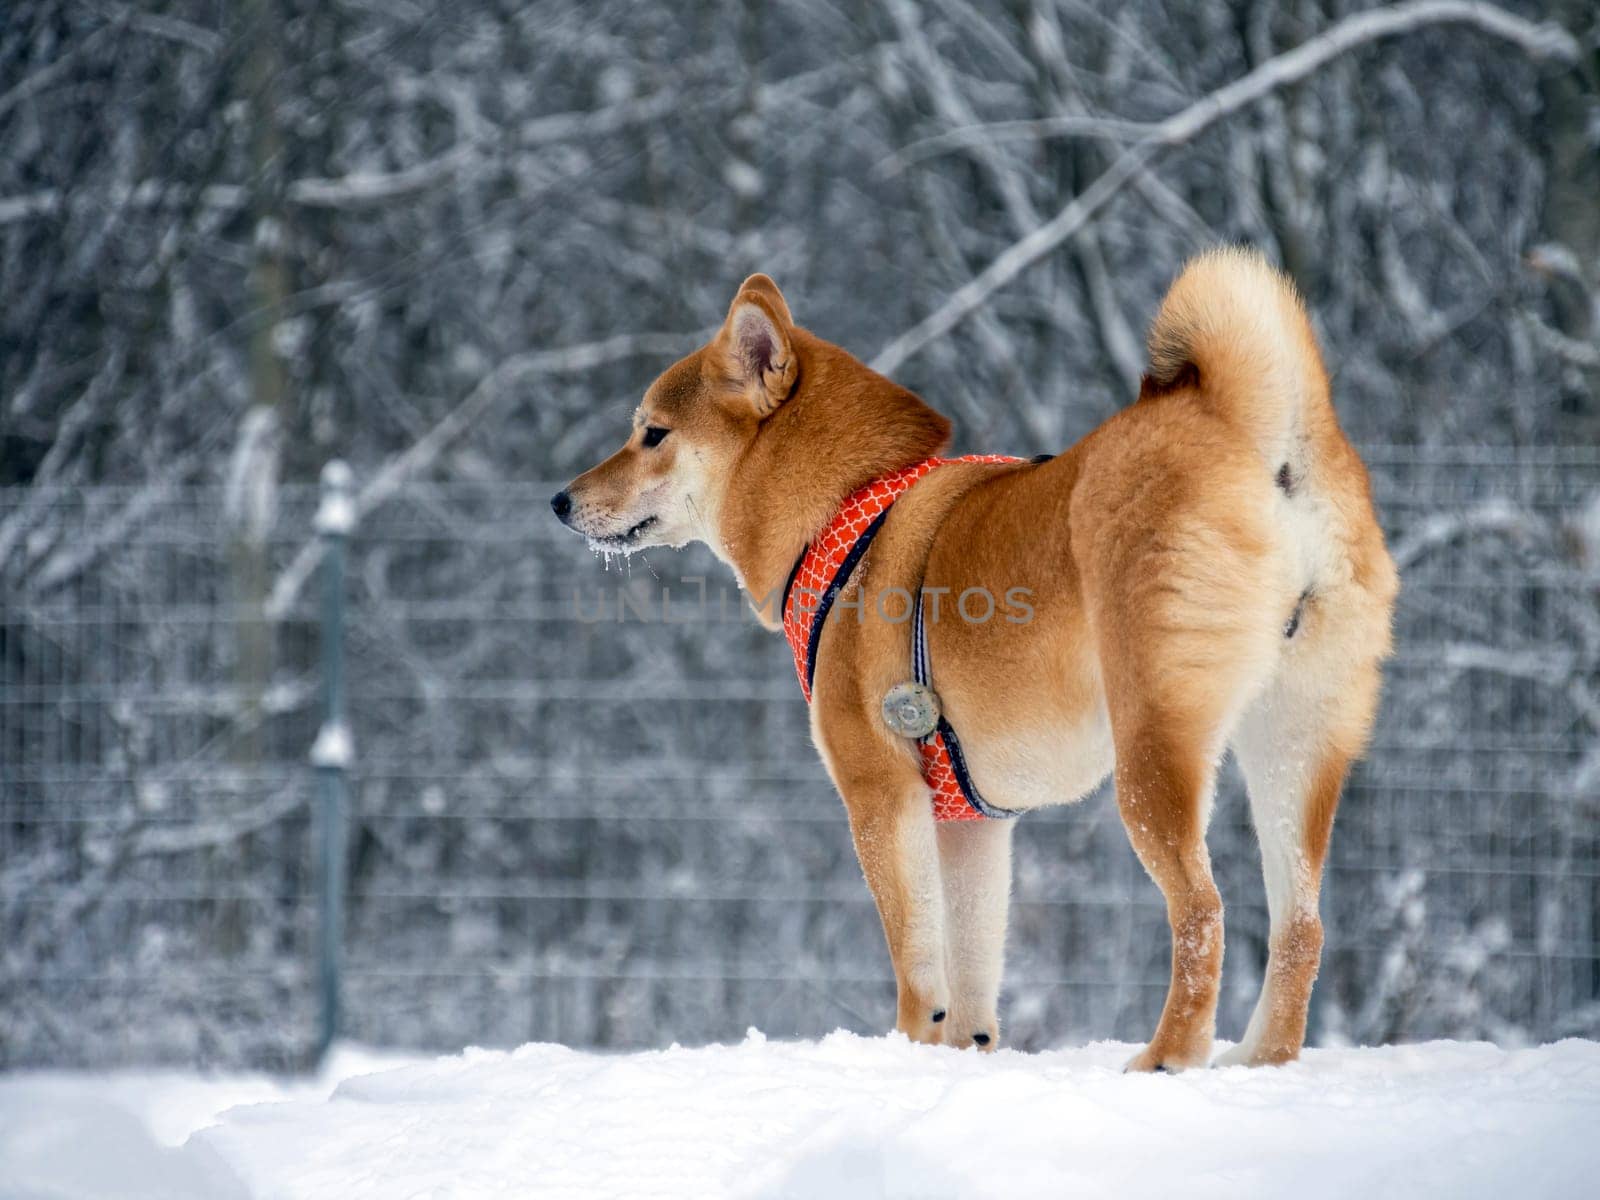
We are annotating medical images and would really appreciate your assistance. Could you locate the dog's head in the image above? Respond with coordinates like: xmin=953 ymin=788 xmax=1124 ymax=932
xmin=550 ymin=274 xmax=799 ymax=555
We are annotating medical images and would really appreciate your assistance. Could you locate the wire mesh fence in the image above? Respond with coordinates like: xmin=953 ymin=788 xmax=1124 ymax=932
xmin=2 ymin=446 xmax=1597 ymax=1069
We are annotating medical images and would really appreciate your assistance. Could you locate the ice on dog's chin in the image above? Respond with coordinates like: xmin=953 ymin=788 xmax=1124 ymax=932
xmin=584 ymin=514 xmax=659 ymax=558
xmin=585 ymin=535 xmax=643 ymax=565
xmin=585 ymin=537 xmax=632 ymax=566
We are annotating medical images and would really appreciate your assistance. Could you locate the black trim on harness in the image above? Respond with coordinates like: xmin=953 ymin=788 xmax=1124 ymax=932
xmin=913 ymin=581 xmax=1021 ymax=821
xmin=780 ymin=549 xmax=806 ymax=619
xmin=800 ymin=507 xmax=892 ymax=696
xmin=936 ymin=717 xmax=1020 ymax=820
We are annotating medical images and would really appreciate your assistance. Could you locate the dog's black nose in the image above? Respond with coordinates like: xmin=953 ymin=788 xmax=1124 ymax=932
xmin=550 ymin=490 xmax=572 ymax=520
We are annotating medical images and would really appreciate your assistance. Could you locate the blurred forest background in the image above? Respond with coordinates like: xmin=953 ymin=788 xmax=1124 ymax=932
xmin=1 ymin=0 xmax=1597 ymax=1068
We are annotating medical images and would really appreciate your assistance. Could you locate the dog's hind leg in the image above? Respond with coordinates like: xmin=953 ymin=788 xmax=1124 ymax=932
xmin=1218 ymin=611 xmax=1385 ymax=1066
xmin=1086 ymin=506 xmax=1285 ymax=1073
xmin=1112 ymin=716 xmax=1228 ymax=1073
xmin=1072 ymin=443 xmax=1288 ymax=1071
xmin=937 ymin=818 xmax=1014 ymax=1050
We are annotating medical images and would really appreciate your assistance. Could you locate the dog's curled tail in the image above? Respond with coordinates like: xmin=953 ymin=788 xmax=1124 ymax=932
xmin=1145 ymin=246 xmax=1331 ymax=470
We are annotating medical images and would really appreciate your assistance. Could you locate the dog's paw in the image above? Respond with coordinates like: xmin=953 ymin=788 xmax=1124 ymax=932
xmin=1213 ymin=1040 xmax=1298 ymax=1069
xmin=894 ymin=1006 xmax=950 ymax=1046
xmin=895 ymin=970 xmax=953 ymax=1046
xmin=1123 ymin=1040 xmax=1210 ymax=1074
xmin=936 ymin=1018 xmax=998 ymax=1051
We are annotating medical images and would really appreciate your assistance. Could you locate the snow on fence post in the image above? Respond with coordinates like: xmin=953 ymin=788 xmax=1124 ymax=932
xmin=309 ymin=460 xmax=356 ymax=1064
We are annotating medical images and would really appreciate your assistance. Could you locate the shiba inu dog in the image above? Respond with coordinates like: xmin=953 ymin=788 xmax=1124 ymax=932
xmin=552 ymin=249 xmax=1397 ymax=1069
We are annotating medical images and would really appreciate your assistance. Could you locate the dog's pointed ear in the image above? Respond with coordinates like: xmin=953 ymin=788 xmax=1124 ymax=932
xmin=721 ymin=275 xmax=797 ymax=418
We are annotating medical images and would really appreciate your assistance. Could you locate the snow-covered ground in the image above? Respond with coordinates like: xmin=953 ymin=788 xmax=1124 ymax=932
xmin=3 ymin=1034 xmax=1598 ymax=1199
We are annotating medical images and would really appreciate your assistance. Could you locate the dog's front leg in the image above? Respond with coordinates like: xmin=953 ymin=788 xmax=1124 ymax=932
xmin=840 ymin=780 xmax=950 ymax=1045
xmin=937 ymin=818 xmax=1013 ymax=1050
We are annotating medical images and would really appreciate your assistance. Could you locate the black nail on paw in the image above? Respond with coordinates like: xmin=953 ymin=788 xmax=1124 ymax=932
xmin=931 ymin=1009 xmax=946 ymax=1023
xmin=1153 ymin=1064 xmax=1171 ymax=1074
xmin=972 ymin=1032 xmax=991 ymax=1046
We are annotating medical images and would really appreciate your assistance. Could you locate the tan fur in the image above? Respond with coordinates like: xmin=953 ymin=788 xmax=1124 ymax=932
xmin=556 ymin=251 xmax=1399 ymax=1068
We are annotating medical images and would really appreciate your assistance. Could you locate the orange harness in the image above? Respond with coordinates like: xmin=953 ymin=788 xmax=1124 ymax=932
xmin=781 ymin=456 xmax=1025 ymax=822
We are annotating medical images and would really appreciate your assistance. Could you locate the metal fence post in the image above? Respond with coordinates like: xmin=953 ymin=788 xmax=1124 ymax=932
xmin=309 ymin=460 xmax=355 ymax=1064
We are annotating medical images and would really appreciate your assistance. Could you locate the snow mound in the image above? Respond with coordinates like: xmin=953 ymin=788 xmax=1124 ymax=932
xmin=5 ymin=1035 xmax=1599 ymax=1198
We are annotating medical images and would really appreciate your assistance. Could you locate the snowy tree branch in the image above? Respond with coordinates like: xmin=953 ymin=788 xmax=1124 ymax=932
xmin=285 ymin=144 xmax=478 ymax=209
xmin=1388 ymin=498 xmax=1541 ymax=570
xmin=0 ymin=18 xmax=124 ymax=122
xmin=871 ymin=0 xmax=1582 ymax=376
xmin=263 ymin=330 xmax=701 ymax=620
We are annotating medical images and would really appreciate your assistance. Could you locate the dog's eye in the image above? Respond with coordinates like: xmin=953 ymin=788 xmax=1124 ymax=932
xmin=642 ymin=426 xmax=670 ymax=448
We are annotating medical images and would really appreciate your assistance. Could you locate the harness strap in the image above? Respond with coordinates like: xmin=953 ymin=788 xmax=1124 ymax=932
xmin=798 ymin=509 xmax=890 ymax=699
xmin=782 ymin=455 xmax=1027 ymax=822
xmin=912 ymin=585 xmax=1021 ymax=822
